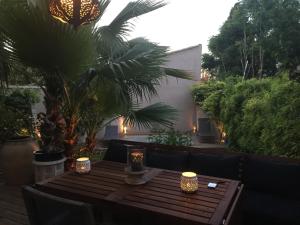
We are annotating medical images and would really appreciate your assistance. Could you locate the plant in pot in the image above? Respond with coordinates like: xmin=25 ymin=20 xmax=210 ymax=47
xmin=34 ymin=112 xmax=65 ymax=162
xmin=0 ymin=90 xmax=39 ymax=185
xmin=32 ymin=110 xmax=67 ymax=182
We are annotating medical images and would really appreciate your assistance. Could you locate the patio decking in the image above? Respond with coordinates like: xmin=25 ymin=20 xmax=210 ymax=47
xmin=0 ymin=184 xmax=29 ymax=225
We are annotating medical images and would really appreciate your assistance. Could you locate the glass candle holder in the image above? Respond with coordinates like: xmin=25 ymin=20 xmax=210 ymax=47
xmin=76 ymin=157 xmax=91 ymax=174
xmin=180 ymin=172 xmax=198 ymax=193
xmin=127 ymin=146 xmax=146 ymax=172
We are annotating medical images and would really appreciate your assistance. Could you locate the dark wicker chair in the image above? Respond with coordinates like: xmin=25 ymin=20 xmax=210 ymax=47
xmin=22 ymin=186 xmax=96 ymax=225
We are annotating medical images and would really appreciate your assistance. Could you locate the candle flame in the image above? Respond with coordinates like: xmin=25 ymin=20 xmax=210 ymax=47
xmin=182 ymin=172 xmax=197 ymax=178
xmin=77 ymin=157 xmax=89 ymax=162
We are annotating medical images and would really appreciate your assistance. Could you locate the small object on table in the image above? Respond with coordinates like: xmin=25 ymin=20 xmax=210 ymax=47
xmin=208 ymin=182 xmax=218 ymax=189
xmin=181 ymin=172 xmax=198 ymax=193
xmin=125 ymin=146 xmax=147 ymax=185
xmin=76 ymin=157 xmax=91 ymax=174
xmin=127 ymin=147 xmax=146 ymax=172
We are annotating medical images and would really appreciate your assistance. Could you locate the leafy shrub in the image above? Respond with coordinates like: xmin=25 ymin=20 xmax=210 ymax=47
xmin=148 ymin=129 xmax=192 ymax=146
xmin=0 ymin=89 xmax=39 ymax=143
xmin=192 ymin=74 xmax=300 ymax=158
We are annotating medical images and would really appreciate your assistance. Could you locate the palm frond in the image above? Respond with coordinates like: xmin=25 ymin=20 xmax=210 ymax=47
xmin=94 ymin=0 xmax=166 ymax=58
xmin=123 ymin=102 xmax=178 ymax=129
xmin=96 ymin=0 xmax=111 ymax=22
xmin=0 ymin=0 xmax=96 ymax=80
xmin=97 ymin=38 xmax=169 ymax=103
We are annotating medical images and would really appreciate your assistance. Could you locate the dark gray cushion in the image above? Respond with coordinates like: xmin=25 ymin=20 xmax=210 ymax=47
xmin=189 ymin=152 xmax=241 ymax=180
xmin=147 ymin=150 xmax=189 ymax=171
xmin=242 ymin=190 xmax=300 ymax=225
xmin=243 ymin=156 xmax=300 ymax=199
xmin=103 ymin=142 xmax=127 ymax=163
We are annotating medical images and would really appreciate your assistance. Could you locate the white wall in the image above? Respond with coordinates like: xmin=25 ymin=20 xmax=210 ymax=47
xmin=126 ymin=44 xmax=202 ymax=134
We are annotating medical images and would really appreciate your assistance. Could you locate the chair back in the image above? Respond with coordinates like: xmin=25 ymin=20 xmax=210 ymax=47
xmin=22 ymin=186 xmax=96 ymax=225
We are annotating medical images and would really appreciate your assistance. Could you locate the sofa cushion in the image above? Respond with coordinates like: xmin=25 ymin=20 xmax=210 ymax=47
xmin=241 ymin=190 xmax=300 ymax=225
xmin=146 ymin=150 xmax=189 ymax=171
xmin=243 ymin=156 xmax=300 ymax=200
xmin=103 ymin=141 xmax=128 ymax=163
xmin=188 ymin=152 xmax=241 ymax=180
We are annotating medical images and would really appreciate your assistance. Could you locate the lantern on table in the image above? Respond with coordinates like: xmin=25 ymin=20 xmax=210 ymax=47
xmin=125 ymin=146 xmax=147 ymax=185
xmin=127 ymin=147 xmax=146 ymax=172
xmin=180 ymin=172 xmax=198 ymax=193
xmin=76 ymin=157 xmax=91 ymax=174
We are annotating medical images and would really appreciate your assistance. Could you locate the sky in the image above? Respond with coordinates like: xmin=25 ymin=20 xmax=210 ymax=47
xmin=98 ymin=0 xmax=238 ymax=53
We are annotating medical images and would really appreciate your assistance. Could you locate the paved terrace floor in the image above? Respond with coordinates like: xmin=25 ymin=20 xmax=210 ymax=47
xmin=0 ymin=184 xmax=29 ymax=225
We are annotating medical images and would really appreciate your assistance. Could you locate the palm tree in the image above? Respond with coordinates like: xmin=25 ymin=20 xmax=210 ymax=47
xmin=0 ymin=0 xmax=190 ymax=168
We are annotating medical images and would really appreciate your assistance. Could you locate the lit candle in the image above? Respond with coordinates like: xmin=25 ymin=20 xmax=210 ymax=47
xmin=123 ymin=126 xmax=128 ymax=134
xmin=130 ymin=151 xmax=144 ymax=172
xmin=181 ymin=172 xmax=198 ymax=193
xmin=76 ymin=157 xmax=91 ymax=174
xmin=193 ymin=125 xmax=197 ymax=133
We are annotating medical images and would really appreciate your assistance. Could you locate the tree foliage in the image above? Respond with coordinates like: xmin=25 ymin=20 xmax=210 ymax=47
xmin=192 ymin=74 xmax=300 ymax=158
xmin=203 ymin=0 xmax=300 ymax=80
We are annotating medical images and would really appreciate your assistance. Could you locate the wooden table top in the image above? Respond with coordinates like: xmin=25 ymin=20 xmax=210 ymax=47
xmin=36 ymin=160 xmax=241 ymax=225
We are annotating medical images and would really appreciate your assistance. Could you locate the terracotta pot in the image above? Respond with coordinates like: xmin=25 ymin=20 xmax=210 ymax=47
xmin=0 ymin=136 xmax=38 ymax=185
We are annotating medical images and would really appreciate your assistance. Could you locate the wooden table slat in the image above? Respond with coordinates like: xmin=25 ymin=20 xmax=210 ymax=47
xmin=124 ymin=195 xmax=213 ymax=218
xmin=130 ymin=192 xmax=216 ymax=213
xmin=148 ymin=179 xmax=226 ymax=195
xmin=134 ymin=188 xmax=219 ymax=206
xmin=54 ymin=176 xmax=118 ymax=192
xmin=152 ymin=176 xmax=228 ymax=191
xmin=121 ymin=200 xmax=211 ymax=224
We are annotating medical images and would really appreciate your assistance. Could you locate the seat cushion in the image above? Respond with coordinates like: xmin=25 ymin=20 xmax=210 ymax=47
xmin=188 ymin=152 xmax=241 ymax=179
xmin=243 ymin=156 xmax=300 ymax=200
xmin=242 ymin=190 xmax=300 ymax=225
xmin=146 ymin=150 xmax=189 ymax=171
xmin=103 ymin=141 xmax=128 ymax=163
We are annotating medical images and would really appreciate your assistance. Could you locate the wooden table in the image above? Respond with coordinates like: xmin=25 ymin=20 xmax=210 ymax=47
xmin=36 ymin=161 xmax=243 ymax=225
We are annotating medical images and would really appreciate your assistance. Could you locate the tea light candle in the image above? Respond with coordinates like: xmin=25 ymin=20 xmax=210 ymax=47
xmin=76 ymin=157 xmax=91 ymax=174
xmin=130 ymin=151 xmax=144 ymax=172
xmin=180 ymin=172 xmax=198 ymax=193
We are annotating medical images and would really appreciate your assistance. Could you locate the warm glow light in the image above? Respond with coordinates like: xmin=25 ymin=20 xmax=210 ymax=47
xmin=49 ymin=0 xmax=101 ymax=28
xmin=193 ymin=126 xmax=197 ymax=133
xmin=131 ymin=152 xmax=143 ymax=163
xmin=182 ymin=172 xmax=197 ymax=178
xmin=77 ymin=157 xmax=89 ymax=162
xmin=76 ymin=157 xmax=91 ymax=174
xmin=127 ymin=148 xmax=145 ymax=172
xmin=181 ymin=172 xmax=198 ymax=193
xmin=123 ymin=126 xmax=127 ymax=134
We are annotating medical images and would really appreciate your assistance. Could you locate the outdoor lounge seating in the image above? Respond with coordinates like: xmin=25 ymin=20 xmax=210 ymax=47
xmin=22 ymin=186 xmax=96 ymax=225
xmin=104 ymin=139 xmax=300 ymax=225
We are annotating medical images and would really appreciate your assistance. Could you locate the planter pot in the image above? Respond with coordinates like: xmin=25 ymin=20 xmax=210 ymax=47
xmin=33 ymin=157 xmax=66 ymax=183
xmin=34 ymin=149 xmax=64 ymax=162
xmin=0 ymin=136 xmax=38 ymax=185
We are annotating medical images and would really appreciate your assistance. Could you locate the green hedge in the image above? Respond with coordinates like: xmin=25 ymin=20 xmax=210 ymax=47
xmin=192 ymin=75 xmax=300 ymax=158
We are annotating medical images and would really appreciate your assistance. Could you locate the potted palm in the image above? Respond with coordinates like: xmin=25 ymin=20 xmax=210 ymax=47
xmin=32 ymin=111 xmax=67 ymax=182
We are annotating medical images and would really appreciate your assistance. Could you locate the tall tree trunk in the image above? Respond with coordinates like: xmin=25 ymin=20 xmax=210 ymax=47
xmin=64 ymin=114 xmax=80 ymax=170
xmin=259 ymin=46 xmax=264 ymax=79
xmin=241 ymin=26 xmax=249 ymax=80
